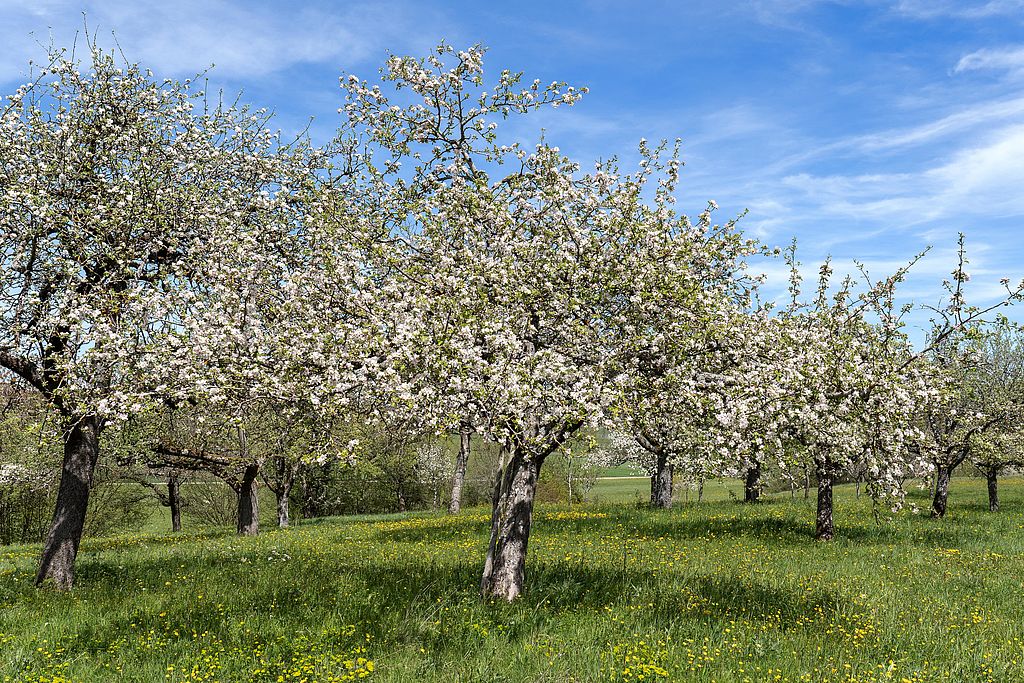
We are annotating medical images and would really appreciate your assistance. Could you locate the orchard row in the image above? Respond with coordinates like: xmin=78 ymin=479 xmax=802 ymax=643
xmin=1 ymin=42 xmax=1020 ymax=599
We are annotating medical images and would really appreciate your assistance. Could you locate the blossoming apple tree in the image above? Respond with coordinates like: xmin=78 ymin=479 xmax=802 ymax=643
xmin=0 ymin=44 xmax=305 ymax=587
xmin=332 ymin=43 xmax=782 ymax=599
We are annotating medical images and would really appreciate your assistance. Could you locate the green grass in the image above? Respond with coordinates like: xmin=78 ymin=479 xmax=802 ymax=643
xmin=597 ymin=464 xmax=644 ymax=478
xmin=3 ymin=479 xmax=1024 ymax=682
xmin=589 ymin=476 xmax=745 ymax=505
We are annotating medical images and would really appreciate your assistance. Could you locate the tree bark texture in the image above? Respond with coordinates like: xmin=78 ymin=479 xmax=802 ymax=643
xmin=168 ymin=473 xmax=182 ymax=533
xmin=814 ymin=458 xmax=834 ymax=541
xmin=35 ymin=416 xmax=101 ymax=589
xmin=276 ymin=479 xmax=292 ymax=528
xmin=744 ymin=462 xmax=761 ymax=503
xmin=448 ymin=428 xmax=472 ymax=514
xmin=236 ymin=464 xmax=260 ymax=536
xmin=481 ymin=463 xmax=504 ymax=594
xmin=481 ymin=448 xmax=542 ymax=601
xmin=650 ymin=450 xmax=673 ymax=509
xmin=986 ymin=467 xmax=999 ymax=513
xmin=931 ymin=464 xmax=952 ymax=518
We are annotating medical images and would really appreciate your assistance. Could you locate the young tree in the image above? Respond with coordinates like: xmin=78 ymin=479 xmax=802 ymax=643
xmin=709 ymin=311 xmax=804 ymax=505
xmin=137 ymin=467 xmax=186 ymax=533
xmin=971 ymin=431 xmax=1023 ymax=512
xmin=611 ymin=301 xmax=756 ymax=509
xmin=264 ymin=455 xmax=298 ymax=528
xmin=448 ymin=422 xmax=474 ymax=514
xmin=416 ymin=439 xmax=454 ymax=510
xmin=768 ymin=254 xmax=933 ymax=540
xmin=916 ymin=319 xmax=1024 ymax=516
xmin=259 ymin=409 xmax=324 ymax=528
xmin=973 ymin=323 xmax=1024 ymax=512
xmin=915 ymin=337 xmax=1004 ymax=518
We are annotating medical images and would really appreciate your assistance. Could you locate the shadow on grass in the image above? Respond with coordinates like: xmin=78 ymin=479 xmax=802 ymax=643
xmin=61 ymin=532 xmax=853 ymax=659
xmin=332 ymin=559 xmax=849 ymax=650
xmin=365 ymin=501 xmax=964 ymax=549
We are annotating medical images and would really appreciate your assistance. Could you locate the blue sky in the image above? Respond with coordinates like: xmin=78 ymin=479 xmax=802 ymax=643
xmin=3 ymin=0 xmax=1024 ymax=336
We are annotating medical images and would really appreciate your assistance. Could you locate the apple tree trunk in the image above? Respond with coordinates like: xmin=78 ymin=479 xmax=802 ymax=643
xmin=449 ymin=428 xmax=472 ymax=514
xmin=236 ymin=464 xmax=260 ymax=536
xmin=815 ymin=457 xmax=834 ymax=541
xmin=481 ymin=448 xmax=542 ymax=601
xmin=931 ymin=464 xmax=953 ymax=519
xmin=650 ymin=450 xmax=673 ymax=509
xmin=35 ymin=415 xmax=101 ymax=589
xmin=168 ymin=472 xmax=182 ymax=533
xmin=986 ymin=467 xmax=999 ymax=512
xmin=744 ymin=461 xmax=761 ymax=503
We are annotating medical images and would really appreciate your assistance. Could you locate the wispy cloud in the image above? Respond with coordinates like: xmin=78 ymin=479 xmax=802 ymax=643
xmin=2 ymin=0 xmax=1023 ymax=338
xmin=852 ymin=96 xmax=1024 ymax=151
xmin=955 ymin=45 xmax=1024 ymax=76
xmin=758 ymin=124 xmax=1024 ymax=230
xmin=895 ymin=0 xmax=1024 ymax=20
xmin=0 ymin=0 xmax=446 ymax=81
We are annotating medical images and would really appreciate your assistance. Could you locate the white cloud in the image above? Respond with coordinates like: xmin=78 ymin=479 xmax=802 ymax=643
xmin=955 ymin=46 xmax=1024 ymax=76
xmin=926 ymin=124 xmax=1024 ymax=215
xmin=767 ymin=124 xmax=1024 ymax=229
xmin=852 ymin=96 xmax=1024 ymax=151
xmin=0 ymin=0 xmax=444 ymax=82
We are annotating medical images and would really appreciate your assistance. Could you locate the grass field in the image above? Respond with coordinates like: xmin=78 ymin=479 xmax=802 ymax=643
xmin=2 ymin=478 xmax=1024 ymax=682
xmin=589 ymin=476 xmax=745 ymax=505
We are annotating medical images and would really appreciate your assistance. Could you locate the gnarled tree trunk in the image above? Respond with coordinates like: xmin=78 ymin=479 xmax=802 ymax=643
xmin=36 ymin=415 xmax=101 ymax=589
xmin=236 ymin=464 xmax=260 ymax=536
xmin=650 ymin=450 xmax=672 ymax=509
xmin=168 ymin=472 xmax=182 ymax=533
xmin=814 ymin=457 xmax=834 ymax=541
xmin=985 ymin=466 xmax=999 ymax=512
xmin=481 ymin=448 xmax=542 ymax=601
xmin=448 ymin=427 xmax=472 ymax=514
xmin=744 ymin=462 xmax=761 ymax=503
xmin=931 ymin=464 xmax=952 ymax=518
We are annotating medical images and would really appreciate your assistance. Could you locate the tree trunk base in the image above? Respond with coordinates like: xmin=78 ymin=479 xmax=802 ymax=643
xmin=814 ymin=459 xmax=834 ymax=542
xmin=650 ymin=452 xmax=672 ymax=509
xmin=448 ymin=428 xmax=472 ymax=515
xmin=986 ymin=468 xmax=999 ymax=513
xmin=481 ymin=449 xmax=541 ymax=601
xmin=237 ymin=464 xmax=260 ymax=536
xmin=36 ymin=416 xmax=101 ymax=590
xmin=931 ymin=464 xmax=952 ymax=519
xmin=744 ymin=463 xmax=761 ymax=503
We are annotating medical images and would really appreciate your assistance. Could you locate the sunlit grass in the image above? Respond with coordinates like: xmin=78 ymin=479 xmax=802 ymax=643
xmin=589 ymin=476 xmax=745 ymax=505
xmin=2 ymin=478 xmax=1023 ymax=681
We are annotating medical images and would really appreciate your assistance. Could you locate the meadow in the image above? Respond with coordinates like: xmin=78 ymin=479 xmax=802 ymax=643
xmin=2 ymin=479 xmax=1024 ymax=682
